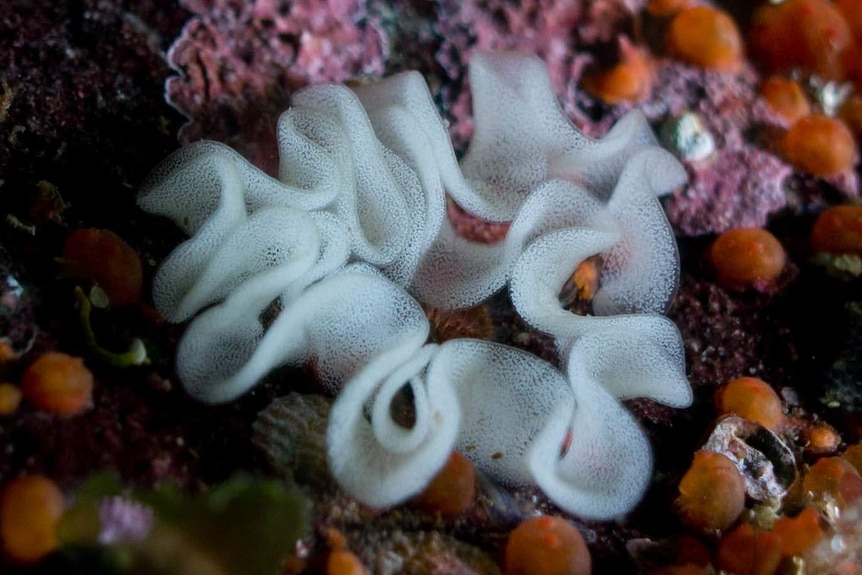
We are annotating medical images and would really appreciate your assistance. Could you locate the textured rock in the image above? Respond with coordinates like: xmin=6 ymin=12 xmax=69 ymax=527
xmin=166 ymin=0 xmax=387 ymax=173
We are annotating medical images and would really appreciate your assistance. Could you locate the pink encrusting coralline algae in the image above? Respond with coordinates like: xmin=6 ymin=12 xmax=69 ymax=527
xmin=163 ymin=0 xmax=849 ymax=237
xmin=165 ymin=0 xmax=387 ymax=173
xmin=641 ymin=62 xmax=794 ymax=236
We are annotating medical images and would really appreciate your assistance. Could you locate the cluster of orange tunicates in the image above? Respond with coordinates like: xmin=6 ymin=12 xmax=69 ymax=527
xmin=706 ymin=203 xmax=862 ymax=292
xmin=0 ymin=351 xmax=95 ymax=419
xmin=0 ymin=226 xmax=145 ymax=421
xmin=0 ymin=331 xmax=96 ymax=562
xmin=415 ymin=453 xmax=592 ymax=575
xmin=752 ymin=0 xmax=862 ymax=177
xmin=583 ymin=0 xmax=862 ymax=180
xmin=0 ymin=475 xmax=66 ymax=565
xmin=665 ymin=450 xmax=862 ymax=575
xmin=0 ymin=227 xmax=149 ymax=566
xmin=321 ymin=450 xmax=591 ymax=575
xmin=654 ymin=369 xmax=862 ymax=575
xmin=581 ymin=0 xmax=745 ymax=105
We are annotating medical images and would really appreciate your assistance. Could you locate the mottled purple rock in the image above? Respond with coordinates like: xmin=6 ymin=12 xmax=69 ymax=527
xmin=665 ymin=147 xmax=792 ymax=236
xmin=430 ymin=0 xmax=801 ymax=236
xmin=166 ymin=0 xmax=387 ymax=173
xmin=569 ymin=59 xmax=797 ymax=237
xmin=643 ymin=63 xmax=794 ymax=236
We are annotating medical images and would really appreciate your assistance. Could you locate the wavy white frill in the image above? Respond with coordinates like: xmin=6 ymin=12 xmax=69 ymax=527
xmin=411 ymin=54 xmax=685 ymax=313
xmin=325 ymin=335 xmax=654 ymax=518
xmin=138 ymin=51 xmax=692 ymax=520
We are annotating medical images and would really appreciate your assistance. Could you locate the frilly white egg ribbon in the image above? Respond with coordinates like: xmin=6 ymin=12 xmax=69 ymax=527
xmin=139 ymin=51 xmax=692 ymax=519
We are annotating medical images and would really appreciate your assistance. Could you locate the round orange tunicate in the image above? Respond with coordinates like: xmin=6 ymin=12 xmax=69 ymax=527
xmin=749 ymin=0 xmax=855 ymax=81
xmin=0 ymin=475 xmax=65 ymax=564
xmin=716 ymin=523 xmax=782 ymax=575
xmin=63 ymin=228 xmax=143 ymax=307
xmin=665 ymin=6 xmax=743 ymax=71
xmin=21 ymin=352 xmax=94 ymax=417
xmin=675 ymin=450 xmax=746 ymax=532
xmin=582 ymin=41 xmax=653 ymax=105
xmin=326 ymin=550 xmax=368 ymax=575
xmin=505 ymin=515 xmax=591 ymax=575
xmin=782 ymin=115 xmax=858 ymax=177
xmin=0 ymin=383 xmax=22 ymax=416
xmin=810 ymin=205 xmax=862 ymax=256
xmin=571 ymin=256 xmax=602 ymax=301
xmin=801 ymin=421 xmax=842 ymax=456
xmin=803 ymin=456 xmax=862 ymax=508
xmin=715 ymin=377 xmax=784 ymax=431
xmin=772 ymin=507 xmax=826 ymax=558
xmin=709 ymin=228 xmax=787 ymax=291
xmin=413 ymin=451 xmax=476 ymax=518
xmin=760 ymin=77 xmax=811 ymax=124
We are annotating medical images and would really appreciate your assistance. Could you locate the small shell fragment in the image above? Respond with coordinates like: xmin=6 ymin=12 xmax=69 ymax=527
xmin=702 ymin=415 xmax=797 ymax=501
xmin=660 ymin=112 xmax=716 ymax=162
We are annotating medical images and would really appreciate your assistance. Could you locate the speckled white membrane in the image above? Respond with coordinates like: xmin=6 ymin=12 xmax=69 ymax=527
xmin=138 ymin=52 xmax=692 ymax=520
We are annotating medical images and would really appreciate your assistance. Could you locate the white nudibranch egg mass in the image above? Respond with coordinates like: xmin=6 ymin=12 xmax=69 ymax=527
xmin=138 ymin=52 xmax=693 ymax=520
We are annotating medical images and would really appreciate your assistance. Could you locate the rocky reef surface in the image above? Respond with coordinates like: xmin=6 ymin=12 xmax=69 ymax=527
xmin=1 ymin=1 xmax=861 ymax=574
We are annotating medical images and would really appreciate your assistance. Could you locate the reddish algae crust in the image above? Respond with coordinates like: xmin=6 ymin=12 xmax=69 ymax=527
xmin=1 ymin=0 xmax=862 ymax=574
